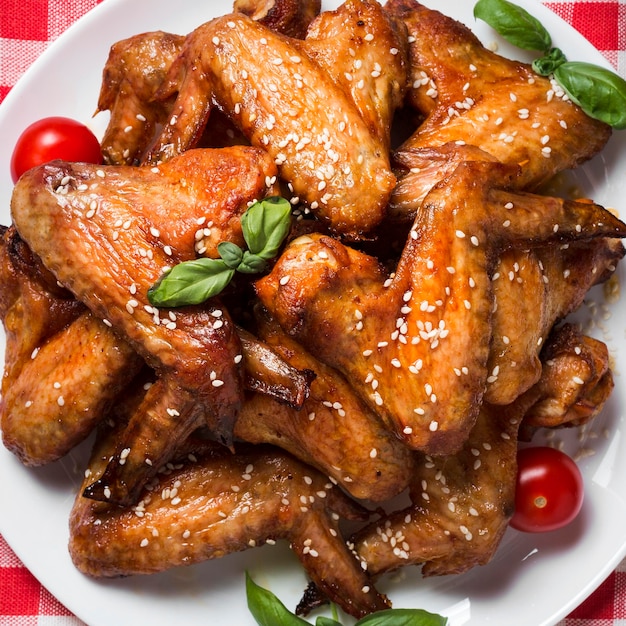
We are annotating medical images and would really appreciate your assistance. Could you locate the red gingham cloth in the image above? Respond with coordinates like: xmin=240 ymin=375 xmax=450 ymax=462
xmin=1 ymin=0 xmax=626 ymax=624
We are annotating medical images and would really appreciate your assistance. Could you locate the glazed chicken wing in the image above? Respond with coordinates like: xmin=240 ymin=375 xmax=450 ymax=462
xmin=97 ymin=31 xmax=186 ymax=165
xmin=485 ymin=236 xmax=625 ymax=405
xmin=256 ymin=160 xmax=626 ymax=454
xmin=0 ymin=226 xmax=139 ymax=465
xmin=385 ymin=0 xmax=612 ymax=220
xmin=2 ymin=310 xmax=142 ymax=466
xmin=233 ymin=307 xmax=415 ymax=501
xmin=10 ymin=147 xmax=278 ymax=503
xmin=351 ymin=322 xmax=612 ymax=580
xmin=70 ymin=422 xmax=390 ymax=620
xmin=520 ymin=323 xmax=614 ymax=435
xmin=147 ymin=1 xmax=403 ymax=237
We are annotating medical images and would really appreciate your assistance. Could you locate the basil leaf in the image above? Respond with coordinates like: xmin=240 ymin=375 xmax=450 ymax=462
xmin=355 ymin=608 xmax=448 ymax=626
xmin=554 ymin=61 xmax=626 ymax=129
xmin=315 ymin=618 xmax=343 ymax=626
xmin=532 ymin=47 xmax=567 ymax=76
xmin=474 ymin=0 xmax=551 ymax=52
xmin=218 ymin=241 xmax=244 ymax=269
xmin=237 ymin=251 xmax=269 ymax=274
xmin=242 ymin=196 xmax=292 ymax=260
xmin=147 ymin=258 xmax=235 ymax=307
xmin=246 ymin=573 xmax=311 ymax=626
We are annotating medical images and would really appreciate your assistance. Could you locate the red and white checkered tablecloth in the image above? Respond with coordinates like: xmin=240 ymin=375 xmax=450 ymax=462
xmin=1 ymin=0 xmax=626 ymax=624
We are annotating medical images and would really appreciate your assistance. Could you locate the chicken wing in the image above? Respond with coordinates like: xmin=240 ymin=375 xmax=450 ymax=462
xmin=351 ymin=322 xmax=613 ymax=579
xmin=485 ymin=237 xmax=625 ymax=406
xmin=97 ymin=31 xmax=186 ymax=165
xmin=10 ymin=146 xmax=279 ymax=502
xmin=0 ymin=226 xmax=83 ymax=388
xmin=233 ymin=0 xmax=321 ymax=39
xmin=147 ymin=2 xmax=401 ymax=237
xmin=256 ymin=160 xmax=626 ymax=454
xmin=520 ymin=323 xmax=614 ymax=435
xmin=0 ymin=227 xmax=138 ymax=465
xmin=97 ymin=0 xmax=323 ymax=165
xmin=1 ymin=310 xmax=142 ymax=466
xmin=70 ymin=421 xmax=390 ymax=619
xmin=385 ymin=0 xmax=612 ymax=221
xmin=233 ymin=307 xmax=415 ymax=501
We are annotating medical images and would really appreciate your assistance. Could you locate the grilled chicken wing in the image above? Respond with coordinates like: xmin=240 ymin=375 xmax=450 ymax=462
xmin=10 ymin=147 xmax=279 ymax=502
xmin=233 ymin=308 xmax=415 ymax=501
xmin=485 ymin=237 xmax=625 ymax=405
xmin=2 ymin=310 xmax=142 ymax=466
xmin=385 ymin=0 xmax=612 ymax=220
xmin=97 ymin=31 xmax=185 ymax=165
xmin=147 ymin=1 xmax=403 ymax=237
xmin=351 ymin=322 xmax=612 ymax=579
xmin=353 ymin=401 xmax=520 ymax=578
xmin=520 ymin=323 xmax=614 ymax=434
xmin=0 ymin=226 xmax=83 ymax=387
xmin=70 ymin=421 xmax=389 ymax=619
xmin=0 ymin=227 xmax=131 ymax=465
xmin=256 ymin=160 xmax=626 ymax=454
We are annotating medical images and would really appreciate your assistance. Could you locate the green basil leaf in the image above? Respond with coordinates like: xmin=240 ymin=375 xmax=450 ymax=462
xmin=237 ymin=251 xmax=269 ymax=274
xmin=315 ymin=618 xmax=343 ymax=626
xmin=147 ymin=258 xmax=235 ymax=307
xmin=246 ymin=573 xmax=312 ymax=626
xmin=532 ymin=47 xmax=567 ymax=76
xmin=241 ymin=196 xmax=292 ymax=260
xmin=218 ymin=241 xmax=244 ymax=269
xmin=554 ymin=61 xmax=626 ymax=129
xmin=355 ymin=608 xmax=448 ymax=626
xmin=474 ymin=0 xmax=551 ymax=52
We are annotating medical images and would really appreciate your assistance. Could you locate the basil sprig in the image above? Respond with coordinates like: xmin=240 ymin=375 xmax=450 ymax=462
xmin=474 ymin=0 xmax=626 ymax=128
xmin=147 ymin=196 xmax=291 ymax=307
xmin=245 ymin=572 xmax=448 ymax=626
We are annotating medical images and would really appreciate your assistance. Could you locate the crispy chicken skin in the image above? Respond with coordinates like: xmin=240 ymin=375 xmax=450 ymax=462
xmin=10 ymin=147 xmax=279 ymax=503
xmin=351 ymin=323 xmax=611 ymax=579
xmin=385 ymin=0 xmax=612 ymax=220
xmin=69 ymin=423 xmax=390 ymax=619
xmin=233 ymin=308 xmax=415 ymax=501
xmin=147 ymin=3 xmax=401 ymax=237
xmin=256 ymin=160 xmax=626 ymax=454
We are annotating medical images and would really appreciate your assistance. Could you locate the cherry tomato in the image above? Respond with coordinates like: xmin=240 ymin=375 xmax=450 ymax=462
xmin=510 ymin=446 xmax=584 ymax=533
xmin=10 ymin=116 xmax=102 ymax=183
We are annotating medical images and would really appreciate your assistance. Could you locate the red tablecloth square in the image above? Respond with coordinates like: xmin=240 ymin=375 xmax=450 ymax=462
xmin=0 ymin=566 xmax=43 ymax=615
xmin=545 ymin=1 xmax=626 ymax=51
xmin=0 ymin=0 xmax=49 ymax=41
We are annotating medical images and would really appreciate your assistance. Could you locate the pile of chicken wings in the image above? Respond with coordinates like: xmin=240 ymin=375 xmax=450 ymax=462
xmin=1 ymin=0 xmax=625 ymax=619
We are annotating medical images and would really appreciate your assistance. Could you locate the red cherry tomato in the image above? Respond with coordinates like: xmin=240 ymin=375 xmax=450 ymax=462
xmin=10 ymin=116 xmax=102 ymax=183
xmin=510 ymin=446 xmax=584 ymax=533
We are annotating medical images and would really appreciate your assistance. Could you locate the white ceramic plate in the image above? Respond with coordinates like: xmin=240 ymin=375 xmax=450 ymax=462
xmin=1 ymin=1 xmax=626 ymax=624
